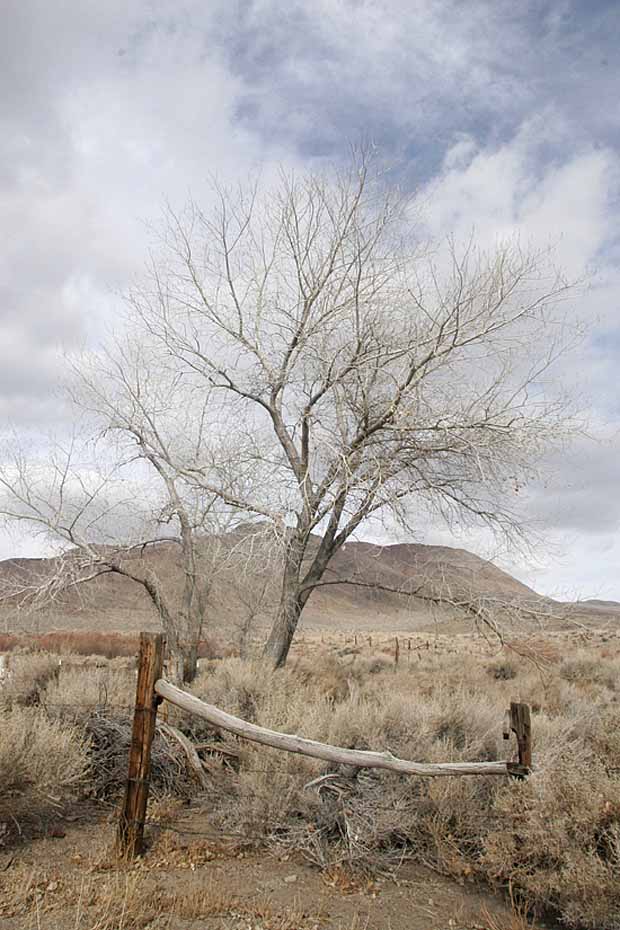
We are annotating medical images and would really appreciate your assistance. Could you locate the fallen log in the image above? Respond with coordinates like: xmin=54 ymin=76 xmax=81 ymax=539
xmin=154 ymin=679 xmax=512 ymax=777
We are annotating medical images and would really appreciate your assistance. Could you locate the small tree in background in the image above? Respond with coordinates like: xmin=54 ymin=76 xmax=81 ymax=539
xmin=0 ymin=340 xmax=274 ymax=683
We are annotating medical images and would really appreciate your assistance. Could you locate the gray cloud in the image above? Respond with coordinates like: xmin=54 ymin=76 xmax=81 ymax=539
xmin=205 ymin=1 xmax=620 ymax=167
xmin=526 ymin=439 xmax=620 ymax=536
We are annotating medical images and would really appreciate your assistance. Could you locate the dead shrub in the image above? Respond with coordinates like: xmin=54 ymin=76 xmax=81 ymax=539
xmin=180 ymin=645 xmax=620 ymax=928
xmin=83 ymin=713 xmax=196 ymax=801
xmin=0 ymin=705 xmax=91 ymax=821
xmin=45 ymin=665 xmax=136 ymax=712
xmin=484 ymin=751 xmax=620 ymax=928
xmin=560 ymin=652 xmax=620 ymax=693
xmin=0 ymin=651 xmax=60 ymax=706
xmin=2 ymin=634 xmax=619 ymax=928
xmin=488 ymin=660 xmax=517 ymax=680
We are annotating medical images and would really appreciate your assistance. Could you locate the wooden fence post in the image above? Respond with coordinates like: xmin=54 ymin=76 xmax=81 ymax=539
xmin=117 ymin=632 xmax=165 ymax=858
xmin=394 ymin=636 xmax=400 ymax=666
xmin=504 ymin=701 xmax=532 ymax=777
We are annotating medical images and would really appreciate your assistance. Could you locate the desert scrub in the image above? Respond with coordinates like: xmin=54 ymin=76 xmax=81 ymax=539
xmin=44 ymin=664 xmax=136 ymax=711
xmin=487 ymin=660 xmax=517 ymax=680
xmin=0 ymin=705 xmax=91 ymax=820
xmin=180 ymin=644 xmax=620 ymax=929
xmin=0 ymin=651 xmax=60 ymax=707
xmin=484 ymin=752 xmax=620 ymax=929
xmin=559 ymin=650 xmax=620 ymax=693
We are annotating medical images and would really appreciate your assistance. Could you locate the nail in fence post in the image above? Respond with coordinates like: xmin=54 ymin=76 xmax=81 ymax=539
xmin=117 ymin=632 xmax=165 ymax=858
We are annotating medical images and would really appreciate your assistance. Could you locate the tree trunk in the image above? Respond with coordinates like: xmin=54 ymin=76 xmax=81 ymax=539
xmin=238 ymin=609 xmax=253 ymax=660
xmin=164 ymin=606 xmax=201 ymax=685
xmin=263 ymin=528 xmax=312 ymax=669
xmin=263 ymin=523 xmax=341 ymax=668
xmin=168 ymin=650 xmax=185 ymax=686
xmin=263 ymin=594 xmax=304 ymax=668
xmin=263 ymin=560 xmax=312 ymax=668
xmin=183 ymin=641 xmax=198 ymax=683
xmin=167 ymin=640 xmax=199 ymax=684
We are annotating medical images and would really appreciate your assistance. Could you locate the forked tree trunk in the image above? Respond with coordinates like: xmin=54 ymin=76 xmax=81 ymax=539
xmin=263 ymin=525 xmax=343 ymax=668
xmin=263 ymin=565 xmax=313 ymax=668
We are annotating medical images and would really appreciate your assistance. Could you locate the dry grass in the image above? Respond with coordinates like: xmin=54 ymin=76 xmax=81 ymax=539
xmin=0 ymin=651 xmax=60 ymax=706
xmin=185 ymin=641 xmax=620 ymax=929
xmin=0 ymin=651 xmax=92 ymax=826
xmin=0 ymin=705 xmax=91 ymax=821
xmin=44 ymin=665 xmax=137 ymax=711
xmin=2 ymin=632 xmax=620 ymax=928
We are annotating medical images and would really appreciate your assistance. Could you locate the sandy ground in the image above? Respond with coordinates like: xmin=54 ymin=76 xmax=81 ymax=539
xmin=0 ymin=805 xmax=560 ymax=930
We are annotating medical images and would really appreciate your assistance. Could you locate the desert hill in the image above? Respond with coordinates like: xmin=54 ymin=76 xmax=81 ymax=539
xmin=0 ymin=536 xmax=616 ymax=637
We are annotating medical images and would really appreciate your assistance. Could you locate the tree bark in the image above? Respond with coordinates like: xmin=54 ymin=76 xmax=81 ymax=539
xmin=183 ymin=640 xmax=199 ymax=683
xmin=167 ymin=635 xmax=199 ymax=684
xmin=263 ymin=533 xmax=309 ymax=668
xmin=262 ymin=520 xmax=348 ymax=668
xmin=263 ymin=592 xmax=305 ymax=668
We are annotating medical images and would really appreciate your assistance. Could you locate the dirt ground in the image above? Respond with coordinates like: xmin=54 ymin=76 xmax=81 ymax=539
xmin=0 ymin=806 xmax=558 ymax=930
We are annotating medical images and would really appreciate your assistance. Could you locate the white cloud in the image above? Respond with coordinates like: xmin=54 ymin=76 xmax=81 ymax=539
xmin=409 ymin=123 xmax=620 ymax=597
xmin=420 ymin=118 xmax=618 ymax=270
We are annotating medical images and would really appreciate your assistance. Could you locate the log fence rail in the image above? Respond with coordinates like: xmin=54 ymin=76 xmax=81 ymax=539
xmin=117 ymin=632 xmax=533 ymax=858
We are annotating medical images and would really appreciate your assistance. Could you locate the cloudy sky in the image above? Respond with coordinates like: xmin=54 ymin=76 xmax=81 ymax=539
xmin=2 ymin=0 xmax=619 ymax=598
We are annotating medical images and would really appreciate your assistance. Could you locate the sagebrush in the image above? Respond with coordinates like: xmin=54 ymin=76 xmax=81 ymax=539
xmin=1 ymin=633 xmax=620 ymax=929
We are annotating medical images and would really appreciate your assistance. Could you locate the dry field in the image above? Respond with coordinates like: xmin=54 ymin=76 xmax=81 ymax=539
xmin=1 ymin=628 xmax=619 ymax=929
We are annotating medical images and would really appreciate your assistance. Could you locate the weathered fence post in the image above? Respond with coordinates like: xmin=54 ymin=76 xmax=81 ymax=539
xmin=117 ymin=632 xmax=165 ymax=858
xmin=394 ymin=636 xmax=400 ymax=666
xmin=504 ymin=701 xmax=532 ymax=777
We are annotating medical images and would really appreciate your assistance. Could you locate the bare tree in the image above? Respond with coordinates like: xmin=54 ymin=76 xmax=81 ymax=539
xmin=0 ymin=155 xmax=577 ymax=671
xmin=0 ymin=340 xmax=270 ymax=682
xmin=121 ymin=152 xmax=577 ymax=667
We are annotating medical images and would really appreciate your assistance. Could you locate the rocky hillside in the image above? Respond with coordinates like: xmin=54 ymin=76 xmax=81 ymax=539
xmin=0 ymin=536 xmax=615 ymax=637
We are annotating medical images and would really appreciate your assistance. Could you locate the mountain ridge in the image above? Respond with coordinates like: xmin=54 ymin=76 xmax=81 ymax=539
xmin=0 ymin=537 xmax=616 ymax=636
